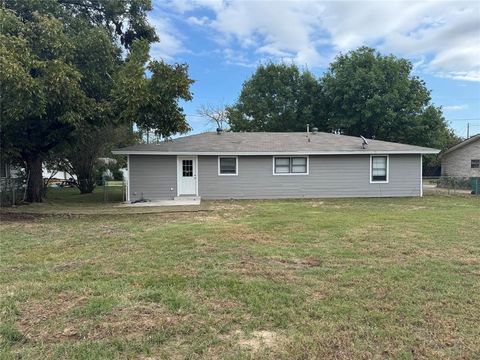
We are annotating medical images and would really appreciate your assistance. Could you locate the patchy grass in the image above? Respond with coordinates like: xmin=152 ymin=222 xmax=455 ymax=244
xmin=0 ymin=194 xmax=479 ymax=359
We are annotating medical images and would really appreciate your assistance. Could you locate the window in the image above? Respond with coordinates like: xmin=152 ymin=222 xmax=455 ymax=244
xmin=274 ymin=157 xmax=308 ymax=175
xmin=371 ymin=155 xmax=388 ymax=183
xmin=218 ymin=156 xmax=238 ymax=175
xmin=472 ymin=160 xmax=480 ymax=169
xmin=182 ymin=160 xmax=193 ymax=177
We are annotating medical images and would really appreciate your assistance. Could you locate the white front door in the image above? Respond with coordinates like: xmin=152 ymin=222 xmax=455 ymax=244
xmin=177 ymin=156 xmax=197 ymax=195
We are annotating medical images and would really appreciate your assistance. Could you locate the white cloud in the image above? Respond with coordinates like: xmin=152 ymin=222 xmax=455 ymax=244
xmin=148 ymin=16 xmax=186 ymax=60
xmin=443 ymin=104 xmax=469 ymax=111
xmin=156 ymin=0 xmax=480 ymax=80
xmin=222 ymin=48 xmax=257 ymax=67
xmin=187 ymin=15 xmax=209 ymax=26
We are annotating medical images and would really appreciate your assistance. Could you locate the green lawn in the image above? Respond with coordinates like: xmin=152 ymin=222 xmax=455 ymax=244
xmin=1 ymin=192 xmax=479 ymax=359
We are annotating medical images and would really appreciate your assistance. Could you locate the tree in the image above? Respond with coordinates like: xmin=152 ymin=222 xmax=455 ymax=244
xmin=1 ymin=8 xmax=84 ymax=202
xmin=1 ymin=1 xmax=193 ymax=201
xmin=197 ymin=104 xmax=229 ymax=130
xmin=227 ymin=63 xmax=321 ymax=132
xmin=52 ymin=124 xmax=135 ymax=194
xmin=113 ymin=39 xmax=194 ymax=137
xmin=321 ymin=47 xmax=457 ymax=150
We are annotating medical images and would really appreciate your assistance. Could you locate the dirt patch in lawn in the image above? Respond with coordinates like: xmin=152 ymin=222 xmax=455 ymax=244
xmin=228 ymin=224 xmax=277 ymax=244
xmin=16 ymin=293 xmax=189 ymax=344
xmin=220 ymin=329 xmax=280 ymax=352
xmin=239 ymin=330 xmax=278 ymax=351
xmin=230 ymin=254 xmax=321 ymax=282
xmin=269 ymin=256 xmax=322 ymax=268
xmin=0 ymin=212 xmax=47 ymax=222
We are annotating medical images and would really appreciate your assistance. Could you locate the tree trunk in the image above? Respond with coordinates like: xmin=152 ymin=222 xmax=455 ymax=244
xmin=25 ymin=155 xmax=43 ymax=203
xmin=77 ymin=177 xmax=96 ymax=194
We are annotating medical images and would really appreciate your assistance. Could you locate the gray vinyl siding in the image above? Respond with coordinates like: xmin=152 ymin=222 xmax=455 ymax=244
xmin=198 ymin=155 xmax=421 ymax=199
xmin=128 ymin=154 xmax=422 ymax=201
xmin=129 ymin=155 xmax=177 ymax=201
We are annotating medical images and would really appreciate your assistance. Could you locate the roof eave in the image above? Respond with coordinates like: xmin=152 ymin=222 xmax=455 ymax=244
xmin=441 ymin=135 xmax=480 ymax=156
xmin=112 ymin=149 xmax=440 ymax=156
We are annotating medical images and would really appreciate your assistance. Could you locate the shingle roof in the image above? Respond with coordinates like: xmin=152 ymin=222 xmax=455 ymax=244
xmin=112 ymin=132 xmax=440 ymax=155
xmin=441 ymin=134 xmax=480 ymax=156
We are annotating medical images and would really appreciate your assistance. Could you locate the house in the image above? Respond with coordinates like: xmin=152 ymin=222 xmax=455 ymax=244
xmin=112 ymin=130 xmax=439 ymax=202
xmin=441 ymin=134 xmax=480 ymax=178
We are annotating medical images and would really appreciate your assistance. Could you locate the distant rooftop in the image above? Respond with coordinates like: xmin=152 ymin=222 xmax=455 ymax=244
xmin=113 ymin=132 xmax=440 ymax=155
xmin=442 ymin=134 xmax=480 ymax=156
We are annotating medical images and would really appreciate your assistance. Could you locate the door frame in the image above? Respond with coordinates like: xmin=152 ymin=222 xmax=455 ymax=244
xmin=176 ymin=155 xmax=198 ymax=196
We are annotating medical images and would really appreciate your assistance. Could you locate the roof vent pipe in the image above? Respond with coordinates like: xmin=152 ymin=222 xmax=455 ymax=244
xmin=216 ymin=128 xmax=224 ymax=134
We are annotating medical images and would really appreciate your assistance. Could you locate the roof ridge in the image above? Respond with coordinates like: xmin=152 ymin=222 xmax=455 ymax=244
xmin=443 ymin=134 xmax=480 ymax=155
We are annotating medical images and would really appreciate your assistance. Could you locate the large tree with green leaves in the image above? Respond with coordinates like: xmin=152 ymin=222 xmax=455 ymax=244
xmin=227 ymin=63 xmax=321 ymax=132
xmin=321 ymin=47 xmax=457 ymax=150
xmin=1 ymin=1 xmax=193 ymax=202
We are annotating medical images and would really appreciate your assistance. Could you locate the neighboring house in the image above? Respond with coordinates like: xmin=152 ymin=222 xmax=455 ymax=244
xmin=441 ymin=135 xmax=480 ymax=178
xmin=112 ymin=131 xmax=439 ymax=202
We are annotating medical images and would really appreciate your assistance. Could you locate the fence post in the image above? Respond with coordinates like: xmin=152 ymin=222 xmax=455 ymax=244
xmin=103 ymin=177 xmax=107 ymax=203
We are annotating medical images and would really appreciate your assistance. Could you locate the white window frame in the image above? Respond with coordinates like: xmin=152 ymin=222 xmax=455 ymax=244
xmin=218 ymin=156 xmax=238 ymax=176
xmin=370 ymin=154 xmax=389 ymax=184
xmin=272 ymin=156 xmax=309 ymax=176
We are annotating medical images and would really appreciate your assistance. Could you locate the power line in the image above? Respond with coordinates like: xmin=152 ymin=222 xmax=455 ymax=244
xmin=446 ymin=118 xmax=480 ymax=122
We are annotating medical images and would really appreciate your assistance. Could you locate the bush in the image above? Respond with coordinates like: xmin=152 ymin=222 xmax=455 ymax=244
xmin=94 ymin=161 xmax=124 ymax=185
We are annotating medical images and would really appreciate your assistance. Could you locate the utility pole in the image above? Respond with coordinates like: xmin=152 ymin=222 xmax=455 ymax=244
xmin=467 ymin=122 xmax=470 ymax=139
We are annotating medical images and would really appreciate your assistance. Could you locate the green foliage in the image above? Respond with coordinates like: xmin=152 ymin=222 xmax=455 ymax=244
xmin=227 ymin=48 xmax=458 ymax=171
xmin=113 ymin=40 xmax=194 ymax=136
xmin=435 ymin=177 xmax=471 ymax=190
xmin=95 ymin=156 xmax=126 ymax=185
xmin=227 ymin=62 xmax=321 ymax=132
xmin=321 ymin=47 xmax=458 ymax=149
xmin=0 ymin=322 xmax=23 ymax=345
xmin=0 ymin=8 xmax=83 ymax=159
xmin=1 ymin=1 xmax=193 ymax=201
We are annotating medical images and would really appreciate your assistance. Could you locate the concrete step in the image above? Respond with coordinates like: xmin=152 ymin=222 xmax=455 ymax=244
xmin=174 ymin=196 xmax=201 ymax=202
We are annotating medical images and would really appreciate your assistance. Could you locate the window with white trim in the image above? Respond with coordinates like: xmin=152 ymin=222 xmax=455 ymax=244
xmin=471 ymin=159 xmax=480 ymax=169
xmin=371 ymin=155 xmax=388 ymax=182
xmin=218 ymin=156 xmax=238 ymax=175
xmin=274 ymin=157 xmax=308 ymax=174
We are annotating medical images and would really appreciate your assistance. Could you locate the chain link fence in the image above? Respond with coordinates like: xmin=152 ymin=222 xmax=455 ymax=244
xmin=423 ymin=176 xmax=480 ymax=196
xmin=102 ymin=180 xmax=127 ymax=203
xmin=0 ymin=178 xmax=25 ymax=206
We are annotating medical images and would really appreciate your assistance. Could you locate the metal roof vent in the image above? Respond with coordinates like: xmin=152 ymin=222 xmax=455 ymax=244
xmin=216 ymin=128 xmax=224 ymax=134
xmin=312 ymin=127 xmax=318 ymax=134
xmin=360 ymin=135 xmax=368 ymax=149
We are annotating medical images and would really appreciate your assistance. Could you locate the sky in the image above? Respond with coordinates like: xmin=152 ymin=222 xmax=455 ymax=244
xmin=148 ymin=0 xmax=480 ymax=138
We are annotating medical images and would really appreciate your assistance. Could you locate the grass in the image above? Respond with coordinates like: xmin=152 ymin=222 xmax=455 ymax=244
xmin=0 ymin=189 xmax=479 ymax=359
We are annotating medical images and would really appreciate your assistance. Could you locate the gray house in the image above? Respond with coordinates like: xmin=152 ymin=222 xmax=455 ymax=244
xmin=112 ymin=131 xmax=439 ymax=202
xmin=441 ymin=135 xmax=480 ymax=178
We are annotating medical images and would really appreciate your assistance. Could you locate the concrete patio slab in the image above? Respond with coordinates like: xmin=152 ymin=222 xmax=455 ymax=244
xmin=124 ymin=197 xmax=201 ymax=207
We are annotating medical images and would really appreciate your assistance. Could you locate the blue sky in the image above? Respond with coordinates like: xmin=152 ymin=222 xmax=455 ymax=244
xmin=148 ymin=0 xmax=480 ymax=138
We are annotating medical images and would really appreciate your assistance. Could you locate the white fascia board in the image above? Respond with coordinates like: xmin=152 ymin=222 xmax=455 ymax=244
xmin=112 ymin=149 xmax=440 ymax=156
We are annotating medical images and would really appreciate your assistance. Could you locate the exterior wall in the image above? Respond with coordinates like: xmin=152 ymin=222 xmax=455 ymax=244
xmin=128 ymin=154 xmax=422 ymax=201
xmin=441 ymin=139 xmax=480 ymax=177
xmin=198 ymin=154 xmax=422 ymax=199
xmin=129 ymin=155 xmax=177 ymax=201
